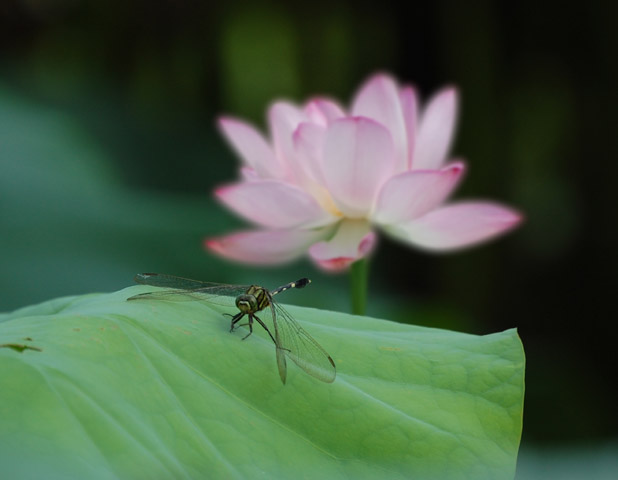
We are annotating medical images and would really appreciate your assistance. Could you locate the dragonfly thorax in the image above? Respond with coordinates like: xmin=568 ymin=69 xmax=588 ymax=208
xmin=235 ymin=285 xmax=270 ymax=314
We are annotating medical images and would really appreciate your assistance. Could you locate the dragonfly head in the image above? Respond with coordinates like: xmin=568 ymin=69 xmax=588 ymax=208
xmin=236 ymin=294 xmax=259 ymax=314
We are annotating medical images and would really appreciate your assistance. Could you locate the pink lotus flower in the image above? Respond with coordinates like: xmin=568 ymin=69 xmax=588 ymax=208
xmin=206 ymin=73 xmax=522 ymax=271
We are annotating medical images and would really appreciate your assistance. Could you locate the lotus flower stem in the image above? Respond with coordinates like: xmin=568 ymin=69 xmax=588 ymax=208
xmin=350 ymin=257 xmax=369 ymax=315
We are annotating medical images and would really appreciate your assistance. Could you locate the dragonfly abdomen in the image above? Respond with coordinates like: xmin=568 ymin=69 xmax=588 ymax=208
xmin=270 ymin=278 xmax=311 ymax=296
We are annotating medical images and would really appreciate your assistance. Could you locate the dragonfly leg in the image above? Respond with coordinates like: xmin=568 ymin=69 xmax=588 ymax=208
xmin=229 ymin=312 xmax=245 ymax=332
xmin=241 ymin=314 xmax=254 ymax=340
xmin=252 ymin=314 xmax=277 ymax=346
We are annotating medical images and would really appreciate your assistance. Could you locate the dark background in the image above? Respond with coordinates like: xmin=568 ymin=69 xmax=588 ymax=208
xmin=1 ymin=1 xmax=616 ymax=477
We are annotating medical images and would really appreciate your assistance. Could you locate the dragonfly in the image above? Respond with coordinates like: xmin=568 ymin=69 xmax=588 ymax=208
xmin=127 ymin=273 xmax=336 ymax=384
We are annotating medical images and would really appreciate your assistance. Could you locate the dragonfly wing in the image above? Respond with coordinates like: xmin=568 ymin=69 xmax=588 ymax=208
xmin=267 ymin=299 xmax=288 ymax=384
xmin=272 ymin=303 xmax=336 ymax=383
xmin=275 ymin=347 xmax=288 ymax=384
xmin=127 ymin=290 xmax=227 ymax=303
xmin=134 ymin=273 xmax=219 ymax=289
xmin=129 ymin=274 xmax=250 ymax=306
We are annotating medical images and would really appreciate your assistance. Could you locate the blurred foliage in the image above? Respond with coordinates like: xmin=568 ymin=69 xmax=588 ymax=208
xmin=516 ymin=443 xmax=618 ymax=480
xmin=1 ymin=0 xmax=617 ymax=465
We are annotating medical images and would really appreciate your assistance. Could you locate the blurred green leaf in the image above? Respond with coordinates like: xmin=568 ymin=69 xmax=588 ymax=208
xmin=0 ymin=83 xmax=242 ymax=310
xmin=1 ymin=288 xmax=524 ymax=479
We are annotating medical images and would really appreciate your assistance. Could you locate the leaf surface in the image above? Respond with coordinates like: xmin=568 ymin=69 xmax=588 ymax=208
xmin=0 ymin=288 xmax=524 ymax=479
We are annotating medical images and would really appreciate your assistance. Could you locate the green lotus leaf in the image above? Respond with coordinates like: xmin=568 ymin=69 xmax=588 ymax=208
xmin=0 ymin=287 xmax=524 ymax=479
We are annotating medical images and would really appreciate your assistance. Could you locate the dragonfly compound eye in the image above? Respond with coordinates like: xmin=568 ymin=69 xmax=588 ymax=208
xmin=236 ymin=294 xmax=258 ymax=313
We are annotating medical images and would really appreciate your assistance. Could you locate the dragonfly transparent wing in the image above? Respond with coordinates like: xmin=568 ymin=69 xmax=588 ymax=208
xmin=134 ymin=273 xmax=219 ymax=290
xmin=128 ymin=273 xmax=249 ymax=306
xmin=271 ymin=301 xmax=336 ymax=384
